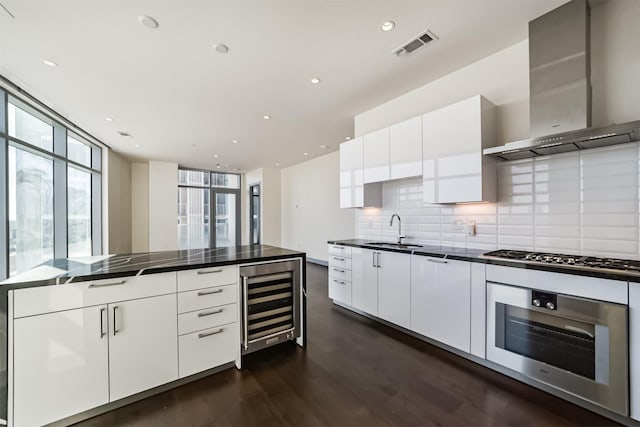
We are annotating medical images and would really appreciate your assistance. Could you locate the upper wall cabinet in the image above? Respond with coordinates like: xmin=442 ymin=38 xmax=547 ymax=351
xmin=363 ymin=128 xmax=390 ymax=183
xmin=390 ymin=116 xmax=422 ymax=180
xmin=422 ymin=95 xmax=497 ymax=204
xmin=340 ymin=137 xmax=382 ymax=208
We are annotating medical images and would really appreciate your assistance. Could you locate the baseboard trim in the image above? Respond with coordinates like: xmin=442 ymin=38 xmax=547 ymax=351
xmin=307 ymin=257 xmax=328 ymax=266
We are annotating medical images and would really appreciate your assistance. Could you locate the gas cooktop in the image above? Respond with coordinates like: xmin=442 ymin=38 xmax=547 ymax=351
xmin=482 ymin=249 xmax=640 ymax=275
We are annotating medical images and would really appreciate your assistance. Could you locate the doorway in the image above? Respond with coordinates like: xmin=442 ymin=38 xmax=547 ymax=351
xmin=250 ymin=184 xmax=260 ymax=245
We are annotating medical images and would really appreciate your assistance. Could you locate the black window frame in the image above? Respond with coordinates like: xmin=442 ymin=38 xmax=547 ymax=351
xmin=0 ymin=84 xmax=104 ymax=279
xmin=178 ymin=167 xmax=241 ymax=249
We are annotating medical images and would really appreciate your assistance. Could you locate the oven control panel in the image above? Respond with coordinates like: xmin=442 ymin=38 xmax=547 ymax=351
xmin=532 ymin=290 xmax=557 ymax=310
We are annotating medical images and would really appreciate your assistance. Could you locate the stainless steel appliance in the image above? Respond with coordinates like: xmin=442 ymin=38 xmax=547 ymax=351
xmin=240 ymin=260 xmax=301 ymax=354
xmin=484 ymin=250 xmax=629 ymax=415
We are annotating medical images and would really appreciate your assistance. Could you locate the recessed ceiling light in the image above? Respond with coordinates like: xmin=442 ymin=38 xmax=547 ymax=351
xmin=138 ymin=15 xmax=159 ymax=29
xmin=134 ymin=144 xmax=141 ymax=148
xmin=213 ymin=43 xmax=229 ymax=54
xmin=310 ymin=77 xmax=321 ymax=84
xmin=303 ymin=152 xmax=309 ymax=156
xmin=320 ymin=145 xmax=329 ymax=149
xmin=345 ymin=136 xmax=352 ymax=140
xmin=216 ymin=165 xmax=221 ymax=169
xmin=381 ymin=21 xmax=395 ymax=32
xmin=275 ymin=163 xmax=280 ymax=166
xmin=41 ymin=59 xmax=58 ymax=67
xmin=263 ymin=115 xmax=271 ymax=120
xmin=105 ymin=117 xmax=114 ymax=122
xmin=232 ymin=140 xmax=238 ymax=144
xmin=214 ymin=154 xmax=219 ymax=158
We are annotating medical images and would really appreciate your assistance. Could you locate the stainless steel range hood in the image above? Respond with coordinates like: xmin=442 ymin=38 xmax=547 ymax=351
xmin=484 ymin=0 xmax=640 ymax=161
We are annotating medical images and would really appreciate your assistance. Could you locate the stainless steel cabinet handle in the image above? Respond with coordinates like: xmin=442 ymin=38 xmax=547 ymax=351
xmin=333 ymin=268 xmax=345 ymax=273
xmin=197 ymin=269 xmax=223 ymax=275
xmin=426 ymin=258 xmax=448 ymax=264
xmin=333 ymin=246 xmax=344 ymax=251
xmin=242 ymin=276 xmax=249 ymax=350
xmin=372 ymin=252 xmax=376 ymax=267
xmin=99 ymin=308 xmax=106 ymax=338
xmin=333 ymin=279 xmax=346 ymax=285
xmin=198 ymin=308 xmax=224 ymax=317
xmin=376 ymin=252 xmax=381 ymax=268
xmin=198 ymin=328 xmax=224 ymax=338
xmin=89 ymin=280 xmax=126 ymax=288
xmin=333 ymin=257 xmax=345 ymax=261
xmin=197 ymin=289 xmax=224 ymax=296
xmin=112 ymin=306 xmax=119 ymax=336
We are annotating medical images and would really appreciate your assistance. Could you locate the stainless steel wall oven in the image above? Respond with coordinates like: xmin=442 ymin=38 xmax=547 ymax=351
xmin=240 ymin=259 xmax=301 ymax=354
xmin=487 ymin=282 xmax=628 ymax=415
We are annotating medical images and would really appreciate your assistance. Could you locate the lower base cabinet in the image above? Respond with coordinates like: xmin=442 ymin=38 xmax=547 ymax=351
xmin=108 ymin=294 xmax=179 ymax=401
xmin=411 ymin=256 xmax=471 ymax=352
xmin=179 ymin=322 xmax=239 ymax=378
xmin=630 ymin=283 xmax=640 ymax=421
xmin=13 ymin=305 xmax=110 ymax=427
xmin=12 ymin=293 xmax=179 ymax=426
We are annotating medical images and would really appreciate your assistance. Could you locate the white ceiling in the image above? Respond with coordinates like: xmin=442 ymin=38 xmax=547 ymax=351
xmin=0 ymin=0 xmax=566 ymax=172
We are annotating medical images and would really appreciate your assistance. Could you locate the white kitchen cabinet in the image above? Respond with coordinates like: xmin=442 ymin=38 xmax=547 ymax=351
xmin=390 ymin=116 xmax=422 ymax=180
xmin=630 ymin=282 xmax=640 ymax=421
xmin=350 ymin=247 xmax=410 ymax=324
xmin=179 ymin=322 xmax=238 ymax=378
xmin=339 ymin=138 xmax=382 ymax=208
xmin=12 ymin=305 xmax=110 ymax=427
xmin=351 ymin=247 xmax=379 ymax=315
xmin=377 ymin=251 xmax=411 ymax=328
xmin=328 ymin=244 xmax=353 ymax=305
xmin=422 ymin=95 xmax=497 ymax=203
xmin=411 ymin=255 xmax=471 ymax=352
xmin=363 ymin=128 xmax=390 ymax=183
xmin=108 ymin=293 xmax=178 ymax=401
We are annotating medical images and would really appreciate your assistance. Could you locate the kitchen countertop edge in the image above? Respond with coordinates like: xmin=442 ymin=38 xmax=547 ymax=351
xmin=328 ymin=239 xmax=640 ymax=283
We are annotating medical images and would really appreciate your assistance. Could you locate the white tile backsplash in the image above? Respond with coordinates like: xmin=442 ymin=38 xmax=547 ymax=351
xmin=355 ymin=142 xmax=640 ymax=260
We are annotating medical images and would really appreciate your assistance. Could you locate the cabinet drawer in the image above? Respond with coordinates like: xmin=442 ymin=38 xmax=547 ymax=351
xmin=178 ymin=284 xmax=237 ymax=314
xmin=178 ymin=303 xmax=238 ymax=335
xmin=328 ymin=245 xmax=352 ymax=258
xmin=178 ymin=322 xmax=238 ymax=378
xmin=329 ymin=267 xmax=351 ymax=282
xmin=177 ymin=265 xmax=238 ymax=292
xmin=13 ymin=272 xmax=177 ymax=318
xmin=329 ymin=256 xmax=352 ymax=270
xmin=329 ymin=278 xmax=352 ymax=306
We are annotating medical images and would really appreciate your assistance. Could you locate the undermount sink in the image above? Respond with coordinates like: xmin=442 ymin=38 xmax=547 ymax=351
xmin=365 ymin=242 xmax=423 ymax=249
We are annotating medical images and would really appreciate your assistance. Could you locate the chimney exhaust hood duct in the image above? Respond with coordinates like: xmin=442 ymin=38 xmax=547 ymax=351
xmin=484 ymin=0 xmax=640 ymax=161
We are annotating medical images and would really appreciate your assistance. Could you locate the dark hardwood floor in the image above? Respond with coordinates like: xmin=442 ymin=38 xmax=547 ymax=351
xmin=76 ymin=263 xmax=619 ymax=426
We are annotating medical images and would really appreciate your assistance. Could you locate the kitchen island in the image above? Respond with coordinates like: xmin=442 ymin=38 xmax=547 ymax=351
xmin=0 ymin=244 xmax=306 ymax=427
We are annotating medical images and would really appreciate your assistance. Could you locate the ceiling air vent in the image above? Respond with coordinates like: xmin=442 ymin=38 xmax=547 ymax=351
xmin=117 ymin=131 xmax=132 ymax=137
xmin=393 ymin=30 xmax=438 ymax=57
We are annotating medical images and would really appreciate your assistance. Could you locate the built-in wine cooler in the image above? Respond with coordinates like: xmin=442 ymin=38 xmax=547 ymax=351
xmin=240 ymin=260 xmax=301 ymax=354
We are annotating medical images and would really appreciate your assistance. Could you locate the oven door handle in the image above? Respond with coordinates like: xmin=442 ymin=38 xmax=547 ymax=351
xmin=242 ymin=275 xmax=249 ymax=351
xmin=565 ymin=325 xmax=595 ymax=339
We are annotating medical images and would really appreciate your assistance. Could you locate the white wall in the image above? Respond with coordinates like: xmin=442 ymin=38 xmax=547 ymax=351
xmin=148 ymin=161 xmax=178 ymax=251
xmin=281 ymin=151 xmax=355 ymax=262
xmin=107 ymin=150 xmax=132 ymax=254
xmin=131 ymin=162 xmax=149 ymax=253
xmin=261 ymin=168 xmax=281 ymax=246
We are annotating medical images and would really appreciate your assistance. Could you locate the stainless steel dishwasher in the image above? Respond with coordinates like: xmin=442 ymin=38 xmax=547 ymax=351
xmin=240 ymin=259 xmax=301 ymax=354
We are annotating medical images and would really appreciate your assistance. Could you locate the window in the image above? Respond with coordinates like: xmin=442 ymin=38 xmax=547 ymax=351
xmin=178 ymin=169 xmax=240 ymax=250
xmin=8 ymin=146 xmax=54 ymax=276
xmin=67 ymin=167 xmax=92 ymax=257
xmin=8 ymin=101 xmax=53 ymax=151
xmin=1 ymin=88 xmax=103 ymax=278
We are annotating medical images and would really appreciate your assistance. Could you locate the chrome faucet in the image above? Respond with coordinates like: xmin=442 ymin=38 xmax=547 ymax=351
xmin=389 ymin=214 xmax=405 ymax=245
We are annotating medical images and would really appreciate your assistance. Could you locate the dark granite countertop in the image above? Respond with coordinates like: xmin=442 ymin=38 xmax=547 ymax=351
xmin=1 ymin=245 xmax=306 ymax=288
xmin=328 ymin=239 xmax=640 ymax=283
